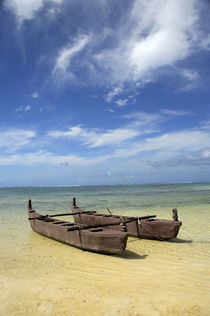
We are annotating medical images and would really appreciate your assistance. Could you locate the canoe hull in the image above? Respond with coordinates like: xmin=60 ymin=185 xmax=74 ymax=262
xmin=28 ymin=208 xmax=128 ymax=255
xmin=72 ymin=206 xmax=182 ymax=241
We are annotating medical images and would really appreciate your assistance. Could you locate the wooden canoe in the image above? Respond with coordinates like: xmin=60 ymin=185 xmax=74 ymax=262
xmin=71 ymin=198 xmax=182 ymax=241
xmin=28 ymin=200 xmax=128 ymax=255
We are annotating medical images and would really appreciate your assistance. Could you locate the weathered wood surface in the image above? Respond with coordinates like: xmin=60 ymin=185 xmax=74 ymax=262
xmin=71 ymin=197 xmax=182 ymax=241
xmin=28 ymin=200 xmax=128 ymax=255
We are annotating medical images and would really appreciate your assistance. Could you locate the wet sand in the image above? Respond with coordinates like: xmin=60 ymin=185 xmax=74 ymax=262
xmin=0 ymin=205 xmax=209 ymax=315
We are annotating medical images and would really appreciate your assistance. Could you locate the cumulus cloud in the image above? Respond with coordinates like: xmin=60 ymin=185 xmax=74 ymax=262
xmin=0 ymin=129 xmax=35 ymax=153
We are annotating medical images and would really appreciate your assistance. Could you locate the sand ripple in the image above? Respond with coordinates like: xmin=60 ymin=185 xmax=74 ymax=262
xmin=0 ymin=204 xmax=209 ymax=315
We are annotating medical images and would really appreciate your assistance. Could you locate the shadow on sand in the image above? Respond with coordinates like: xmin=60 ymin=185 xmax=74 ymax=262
xmin=127 ymin=237 xmax=193 ymax=244
xmin=28 ymin=231 xmax=147 ymax=259
xmin=168 ymin=238 xmax=193 ymax=243
xmin=115 ymin=250 xmax=148 ymax=260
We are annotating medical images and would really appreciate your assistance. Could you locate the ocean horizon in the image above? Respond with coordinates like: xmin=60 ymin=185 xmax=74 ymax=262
xmin=0 ymin=182 xmax=209 ymax=315
xmin=1 ymin=180 xmax=208 ymax=188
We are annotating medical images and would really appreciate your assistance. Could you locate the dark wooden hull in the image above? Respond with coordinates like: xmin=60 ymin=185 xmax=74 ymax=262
xmin=28 ymin=206 xmax=128 ymax=255
xmin=72 ymin=202 xmax=182 ymax=241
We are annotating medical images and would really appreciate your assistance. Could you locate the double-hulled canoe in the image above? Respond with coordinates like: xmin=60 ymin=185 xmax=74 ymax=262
xmin=28 ymin=200 xmax=128 ymax=255
xmin=71 ymin=198 xmax=182 ymax=241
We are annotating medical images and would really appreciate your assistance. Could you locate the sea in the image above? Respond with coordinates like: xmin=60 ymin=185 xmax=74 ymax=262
xmin=0 ymin=183 xmax=209 ymax=315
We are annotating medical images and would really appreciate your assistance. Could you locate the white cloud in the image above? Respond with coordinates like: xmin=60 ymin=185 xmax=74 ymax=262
xmin=47 ymin=111 xmax=210 ymax=162
xmin=1 ymin=114 xmax=210 ymax=169
xmin=93 ymin=0 xmax=199 ymax=85
xmin=53 ymin=35 xmax=90 ymax=84
xmin=182 ymin=69 xmax=199 ymax=82
xmin=105 ymin=86 xmax=123 ymax=103
xmin=48 ymin=111 xmax=171 ymax=149
xmin=0 ymin=129 xmax=35 ymax=153
xmin=48 ymin=125 xmax=140 ymax=148
xmin=161 ymin=109 xmax=193 ymax=117
xmin=7 ymin=0 xmax=207 ymax=91
xmin=85 ymin=128 xmax=140 ymax=148
xmin=123 ymin=111 xmax=163 ymax=128
xmin=49 ymin=0 xmax=202 ymax=88
xmin=48 ymin=111 xmax=176 ymax=150
xmin=202 ymin=150 xmax=210 ymax=158
xmin=201 ymin=121 xmax=210 ymax=130
xmin=48 ymin=126 xmax=88 ymax=138
xmin=142 ymin=131 xmax=210 ymax=153
xmin=4 ymin=0 xmax=63 ymax=26
xmin=115 ymin=99 xmax=128 ymax=107
xmin=128 ymin=29 xmax=186 ymax=79
xmin=32 ymin=91 xmax=39 ymax=98
xmin=200 ymin=35 xmax=210 ymax=51
xmin=105 ymin=109 xmax=114 ymax=113
xmin=112 ymin=130 xmax=210 ymax=160
xmin=178 ymin=68 xmax=201 ymax=91
xmin=0 ymin=150 xmax=108 ymax=166
xmin=15 ymin=105 xmax=31 ymax=112
xmin=4 ymin=0 xmax=44 ymax=26
xmin=1 ymin=129 xmax=210 ymax=168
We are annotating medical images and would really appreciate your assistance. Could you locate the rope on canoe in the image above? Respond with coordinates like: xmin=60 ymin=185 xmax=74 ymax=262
xmin=139 ymin=221 xmax=166 ymax=241
xmin=78 ymin=228 xmax=84 ymax=250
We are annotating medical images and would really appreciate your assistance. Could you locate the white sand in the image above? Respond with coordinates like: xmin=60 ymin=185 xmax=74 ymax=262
xmin=0 ymin=206 xmax=209 ymax=315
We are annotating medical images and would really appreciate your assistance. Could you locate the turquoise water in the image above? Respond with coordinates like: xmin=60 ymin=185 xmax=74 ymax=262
xmin=1 ymin=182 xmax=210 ymax=243
xmin=1 ymin=182 xmax=210 ymax=211
xmin=0 ymin=183 xmax=210 ymax=315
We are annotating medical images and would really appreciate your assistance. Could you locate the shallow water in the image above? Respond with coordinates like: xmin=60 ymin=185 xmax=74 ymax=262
xmin=0 ymin=184 xmax=210 ymax=315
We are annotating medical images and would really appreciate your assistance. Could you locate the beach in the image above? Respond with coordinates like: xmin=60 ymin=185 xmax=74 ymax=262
xmin=0 ymin=184 xmax=210 ymax=315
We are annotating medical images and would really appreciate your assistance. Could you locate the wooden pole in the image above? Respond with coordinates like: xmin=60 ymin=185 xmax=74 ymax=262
xmin=28 ymin=210 xmax=96 ymax=220
xmin=107 ymin=208 xmax=112 ymax=215
xmin=71 ymin=217 xmax=138 ymax=231
xmin=72 ymin=197 xmax=77 ymax=207
xmin=139 ymin=215 xmax=156 ymax=220
xmin=28 ymin=199 xmax=32 ymax=209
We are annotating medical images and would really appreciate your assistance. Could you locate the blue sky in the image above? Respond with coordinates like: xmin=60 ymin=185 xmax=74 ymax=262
xmin=0 ymin=0 xmax=210 ymax=186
